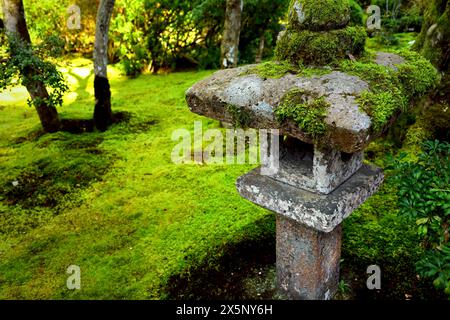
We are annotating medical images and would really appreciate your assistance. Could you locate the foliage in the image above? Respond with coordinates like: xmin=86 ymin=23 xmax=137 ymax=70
xmin=238 ymin=0 xmax=290 ymax=64
xmin=0 ymin=33 xmax=68 ymax=110
xmin=342 ymin=180 xmax=429 ymax=299
xmin=13 ymin=0 xmax=290 ymax=74
xmin=23 ymin=0 xmax=97 ymax=55
xmin=108 ymin=0 xmax=290 ymax=74
xmin=366 ymin=32 xmax=418 ymax=52
xmin=370 ymin=0 xmax=424 ymax=33
xmin=389 ymin=140 xmax=450 ymax=297
xmin=275 ymin=89 xmax=329 ymax=139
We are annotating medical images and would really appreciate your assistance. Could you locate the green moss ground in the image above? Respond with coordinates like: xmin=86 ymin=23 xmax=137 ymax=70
xmin=0 ymin=59 xmax=272 ymax=299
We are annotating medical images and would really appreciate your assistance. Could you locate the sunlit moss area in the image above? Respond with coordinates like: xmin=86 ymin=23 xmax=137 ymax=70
xmin=0 ymin=60 xmax=275 ymax=299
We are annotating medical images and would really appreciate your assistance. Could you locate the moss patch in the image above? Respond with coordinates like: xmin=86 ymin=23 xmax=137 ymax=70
xmin=244 ymin=61 xmax=297 ymax=79
xmin=340 ymin=50 xmax=438 ymax=132
xmin=225 ymin=104 xmax=251 ymax=128
xmin=243 ymin=61 xmax=332 ymax=79
xmin=275 ymin=26 xmax=367 ymax=66
xmin=275 ymin=89 xmax=329 ymax=139
xmin=287 ymin=0 xmax=351 ymax=31
xmin=396 ymin=50 xmax=441 ymax=98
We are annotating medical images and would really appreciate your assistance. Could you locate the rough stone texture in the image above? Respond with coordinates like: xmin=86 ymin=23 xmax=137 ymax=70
xmin=277 ymin=216 xmax=342 ymax=300
xmin=268 ymin=139 xmax=363 ymax=194
xmin=375 ymin=52 xmax=406 ymax=71
xmin=186 ymin=54 xmax=404 ymax=153
xmin=236 ymin=163 xmax=384 ymax=233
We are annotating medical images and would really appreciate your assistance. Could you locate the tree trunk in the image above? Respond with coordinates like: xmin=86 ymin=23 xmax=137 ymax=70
xmin=414 ymin=0 xmax=449 ymax=73
xmin=411 ymin=0 xmax=450 ymax=142
xmin=1 ymin=0 xmax=61 ymax=132
xmin=220 ymin=0 xmax=243 ymax=69
xmin=255 ymin=33 xmax=265 ymax=64
xmin=93 ymin=0 xmax=115 ymax=132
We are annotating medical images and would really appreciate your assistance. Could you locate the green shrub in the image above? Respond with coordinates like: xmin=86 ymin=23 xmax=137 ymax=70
xmin=108 ymin=0 xmax=290 ymax=74
xmin=23 ymin=0 xmax=97 ymax=55
xmin=0 ymin=33 xmax=68 ymax=110
xmin=342 ymin=181 xmax=426 ymax=299
xmin=389 ymin=140 xmax=450 ymax=297
xmin=349 ymin=0 xmax=364 ymax=26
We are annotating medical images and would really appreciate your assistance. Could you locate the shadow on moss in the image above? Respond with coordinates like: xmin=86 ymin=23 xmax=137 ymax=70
xmin=163 ymin=214 xmax=279 ymax=300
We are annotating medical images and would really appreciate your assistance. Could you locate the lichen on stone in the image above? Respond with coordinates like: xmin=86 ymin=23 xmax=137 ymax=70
xmin=275 ymin=89 xmax=330 ymax=139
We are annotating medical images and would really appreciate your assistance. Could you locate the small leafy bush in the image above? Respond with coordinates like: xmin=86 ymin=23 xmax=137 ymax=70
xmin=389 ymin=140 xmax=450 ymax=297
xmin=0 ymin=33 xmax=68 ymax=109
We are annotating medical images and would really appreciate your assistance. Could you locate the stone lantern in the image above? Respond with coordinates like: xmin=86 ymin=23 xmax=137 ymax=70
xmin=185 ymin=0 xmax=437 ymax=300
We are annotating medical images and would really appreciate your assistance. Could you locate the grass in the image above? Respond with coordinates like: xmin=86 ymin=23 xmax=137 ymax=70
xmin=0 ymin=59 xmax=273 ymax=299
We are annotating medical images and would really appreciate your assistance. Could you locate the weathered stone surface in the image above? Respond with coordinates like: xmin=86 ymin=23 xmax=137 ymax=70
xmin=268 ymin=139 xmax=364 ymax=194
xmin=236 ymin=163 xmax=384 ymax=233
xmin=277 ymin=216 xmax=342 ymax=300
xmin=186 ymin=63 xmax=393 ymax=153
xmin=375 ymin=52 xmax=406 ymax=71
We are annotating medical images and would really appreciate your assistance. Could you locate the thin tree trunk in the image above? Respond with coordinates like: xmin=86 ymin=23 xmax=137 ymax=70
xmin=220 ymin=0 xmax=243 ymax=69
xmin=255 ymin=33 xmax=265 ymax=64
xmin=93 ymin=0 xmax=115 ymax=131
xmin=1 ymin=0 xmax=60 ymax=132
xmin=414 ymin=0 xmax=449 ymax=73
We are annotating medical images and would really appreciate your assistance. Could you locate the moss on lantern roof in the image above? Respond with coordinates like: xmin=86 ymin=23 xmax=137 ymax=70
xmin=242 ymin=61 xmax=332 ymax=79
xmin=272 ymin=50 xmax=438 ymax=135
xmin=340 ymin=50 xmax=439 ymax=132
xmin=275 ymin=89 xmax=330 ymax=140
xmin=287 ymin=0 xmax=351 ymax=32
xmin=275 ymin=26 xmax=367 ymax=66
